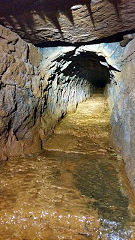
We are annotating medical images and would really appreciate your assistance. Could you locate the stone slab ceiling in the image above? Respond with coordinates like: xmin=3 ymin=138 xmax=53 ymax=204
xmin=0 ymin=0 xmax=135 ymax=44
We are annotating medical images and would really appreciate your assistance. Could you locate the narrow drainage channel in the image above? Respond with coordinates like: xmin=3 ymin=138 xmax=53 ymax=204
xmin=0 ymin=94 xmax=135 ymax=240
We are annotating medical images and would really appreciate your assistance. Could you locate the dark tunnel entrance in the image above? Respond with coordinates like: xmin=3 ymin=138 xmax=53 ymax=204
xmin=60 ymin=50 xmax=110 ymax=91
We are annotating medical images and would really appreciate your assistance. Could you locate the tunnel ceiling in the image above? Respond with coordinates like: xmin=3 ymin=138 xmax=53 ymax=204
xmin=59 ymin=51 xmax=110 ymax=88
xmin=0 ymin=0 xmax=135 ymax=45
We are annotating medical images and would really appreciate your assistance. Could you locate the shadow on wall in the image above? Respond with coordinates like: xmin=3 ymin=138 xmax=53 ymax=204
xmin=108 ymin=0 xmax=122 ymax=18
xmin=0 ymin=0 xmax=121 ymax=40
xmin=61 ymin=51 xmax=111 ymax=89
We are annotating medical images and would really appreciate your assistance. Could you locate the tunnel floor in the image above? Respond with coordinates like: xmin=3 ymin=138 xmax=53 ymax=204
xmin=0 ymin=94 xmax=135 ymax=240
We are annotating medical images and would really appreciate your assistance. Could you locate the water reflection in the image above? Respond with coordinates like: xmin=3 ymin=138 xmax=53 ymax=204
xmin=0 ymin=94 xmax=135 ymax=239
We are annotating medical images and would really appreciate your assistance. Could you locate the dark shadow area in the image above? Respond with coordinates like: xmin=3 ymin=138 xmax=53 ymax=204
xmin=108 ymin=0 xmax=122 ymax=19
xmin=59 ymin=51 xmax=111 ymax=89
xmin=85 ymin=0 xmax=95 ymax=28
xmin=0 ymin=0 xmax=95 ymax=17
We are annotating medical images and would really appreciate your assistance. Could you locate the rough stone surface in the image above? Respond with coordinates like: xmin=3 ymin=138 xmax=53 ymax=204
xmin=0 ymin=0 xmax=135 ymax=44
xmin=0 ymin=25 xmax=43 ymax=159
xmin=0 ymin=25 xmax=95 ymax=160
xmin=29 ymin=45 xmax=42 ymax=67
xmin=109 ymin=38 xmax=135 ymax=194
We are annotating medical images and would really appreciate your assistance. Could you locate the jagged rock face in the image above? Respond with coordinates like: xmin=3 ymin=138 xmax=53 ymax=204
xmin=0 ymin=25 xmax=97 ymax=159
xmin=0 ymin=0 xmax=135 ymax=44
xmin=109 ymin=38 xmax=135 ymax=193
xmin=0 ymin=25 xmax=43 ymax=159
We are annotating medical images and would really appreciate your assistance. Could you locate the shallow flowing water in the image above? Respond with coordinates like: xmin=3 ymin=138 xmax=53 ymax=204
xmin=0 ymin=94 xmax=135 ymax=240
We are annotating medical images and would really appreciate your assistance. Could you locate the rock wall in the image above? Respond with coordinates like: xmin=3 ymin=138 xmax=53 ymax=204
xmin=0 ymin=25 xmax=43 ymax=159
xmin=110 ymin=38 xmax=135 ymax=193
xmin=0 ymin=25 xmax=92 ymax=160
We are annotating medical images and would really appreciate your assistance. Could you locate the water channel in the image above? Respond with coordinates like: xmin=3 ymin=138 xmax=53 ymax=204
xmin=0 ymin=94 xmax=135 ymax=240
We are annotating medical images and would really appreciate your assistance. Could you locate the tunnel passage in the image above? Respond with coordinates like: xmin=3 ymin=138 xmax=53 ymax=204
xmin=0 ymin=26 xmax=117 ymax=160
xmin=61 ymin=51 xmax=110 ymax=89
xmin=0 ymin=23 xmax=120 ymax=161
xmin=39 ymin=47 xmax=112 ymax=142
xmin=1 ymin=25 xmax=135 ymax=239
xmin=48 ymin=49 xmax=110 ymax=89
xmin=42 ymin=48 xmax=112 ymax=123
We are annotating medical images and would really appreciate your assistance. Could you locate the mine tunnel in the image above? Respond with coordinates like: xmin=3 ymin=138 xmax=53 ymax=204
xmin=1 ymin=0 xmax=135 ymax=239
xmin=58 ymin=51 xmax=110 ymax=89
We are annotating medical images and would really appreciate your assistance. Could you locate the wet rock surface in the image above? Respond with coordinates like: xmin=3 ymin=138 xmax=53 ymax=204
xmin=109 ymin=37 xmax=135 ymax=195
